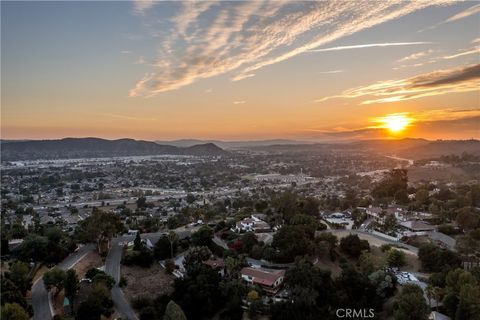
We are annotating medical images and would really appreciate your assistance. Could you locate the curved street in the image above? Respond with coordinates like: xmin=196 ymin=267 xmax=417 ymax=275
xmin=32 ymin=244 xmax=94 ymax=320
xmin=105 ymin=228 xmax=195 ymax=320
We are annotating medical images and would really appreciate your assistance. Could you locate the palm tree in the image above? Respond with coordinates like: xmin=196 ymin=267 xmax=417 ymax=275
xmin=167 ymin=231 xmax=178 ymax=259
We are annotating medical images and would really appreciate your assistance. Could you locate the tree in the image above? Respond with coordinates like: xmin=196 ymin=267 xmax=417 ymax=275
xmin=335 ymin=265 xmax=380 ymax=310
xmin=1 ymin=303 xmax=29 ymax=320
xmin=358 ymin=251 xmax=386 ymax=275
xmin=191 ymin=226 xmax=213 ymax=247
xmin=393 ymin=284 xmax=429 ymax=320
xmin=224 ymin=255 xmax=246 ymax=278
xmin=273 ymin=191 xmax=298 ymax=222
xmin=183 ymin=246 xmax=212 ymax=271
xmin=415 ymin=189 xmax=429 ymax=210
xmin=441 ymin=268 xmax=479 ymax=318
xmin=387 ymin=249 xmax=406 ymax=268
xmin=456 ymin=209 xmax=479 ymax=231
xmin=164 ymin=300 xmax=187 ymax=320
xmin=18 ymin=234 xmax=48 ymax=262
xmin=165 ymin=259 xmax=176 ymax=274
xmin=136 ymin=196 xmax=147 ymax=210
xmin=382 ymin=214 xmax=397 ymax=233
xmin=456 ymin=283 xmax=480 ymax=320
xmin=7 ymin=261 xmax=31 ymax=295
xmin=247 ymin=290 xmax=259 ymax=301
xmin=456 ymin=232 xmax=480 ymax=256
xmin=85 ymin=269 xmax=115 ymax=289
xmin=172 ymin=264 xmax=222 ymax=319
xmin=281 ymin=258 xmax=336 ymax=317
xmin=155 ymin=234 xmax=178 ymax=260
xmin=43 ymin=268 xmax=66 ymax=295
xmin=368 ymin=270 xmax=395 ymax=298
xmin=64 ymin=269 xmax=79 ymax=306
xmin=167 ymin=231 xmax=179 ymax=259
xmin=418 ymin=244 xmax=461 ymax=272
xmin=271 ymin=225 xmax=313 ymax=262
xmin=1 ymin=277 xmax=29 ymax=311
xmin=240 ymin=232 xmax=258 ymax=254
xmin=76 ymin=284 xmax=113 ymax=320
xmin=372 ymin=169 xmax=408 ymax=203
xmin=186 ymin=194 xmax=196 ymax=205
xmin=340 ymin=234 xmax=370 ymax=258
xmin=133 ymin=232 xmax=142 ymax=251
xmin=76 ymin=208 xmax=123 ymax=253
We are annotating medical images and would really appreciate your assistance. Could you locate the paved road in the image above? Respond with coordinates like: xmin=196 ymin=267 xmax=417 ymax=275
xmin=31 ymin=278 xmax=52 ymax=320
xmin=32 ymin=244 xmax=94 ymax=320
xmin=213 ymin=235 xmax=229 ymax=250
xmin=316 ymin=229 xmax=419 ymax=255
xmin=105 ymin=236 xmax=138 ymax=320
xmin=105 ymin=227 xmax=197 ymax=320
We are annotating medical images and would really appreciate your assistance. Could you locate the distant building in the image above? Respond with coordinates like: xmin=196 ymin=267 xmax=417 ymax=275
xmin=232 ymin=215 xmax=271 ymax=233
xmin=241 ymin=267 xmax=285 ymax=294
xmin=400 ymin=220 xmax=436 ymax=233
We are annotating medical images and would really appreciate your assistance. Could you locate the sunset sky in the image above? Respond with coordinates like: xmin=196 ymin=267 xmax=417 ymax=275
xmin=1 ymin=1 xmax=479 ymax=141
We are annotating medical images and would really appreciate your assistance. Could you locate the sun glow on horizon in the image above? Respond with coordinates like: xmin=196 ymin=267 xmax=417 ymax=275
xmin=374 ymin=113 xmax=413 ymax=135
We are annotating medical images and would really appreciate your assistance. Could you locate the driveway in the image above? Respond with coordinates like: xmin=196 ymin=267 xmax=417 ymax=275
xmin=316 ymin=229 xmax=418 ymax=255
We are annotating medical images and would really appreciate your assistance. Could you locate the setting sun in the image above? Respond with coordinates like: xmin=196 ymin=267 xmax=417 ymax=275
xmin=375 ymin=113 xmax=413 ymax=134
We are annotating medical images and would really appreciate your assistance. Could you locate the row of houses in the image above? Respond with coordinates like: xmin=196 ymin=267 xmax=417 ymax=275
xmin=362 ymin=205 xmax=456 ymax=250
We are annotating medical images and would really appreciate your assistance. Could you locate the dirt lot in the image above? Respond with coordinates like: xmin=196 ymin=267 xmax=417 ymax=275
xmin=408 ymin=166 xmax=467 ymax=182
xmin=72 ymin=251 xmax=103 ymax=278
xmin=121 ymin=262 xmax=175 ymax=302
xmin=315 ymin=257 xmax=343 ymax=277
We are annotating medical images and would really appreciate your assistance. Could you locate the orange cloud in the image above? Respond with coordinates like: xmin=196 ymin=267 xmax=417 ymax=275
xmin=129 ymin=1 xmax=455 ymax=97
xmin=316 ymin=64 xmax=480 ymax=104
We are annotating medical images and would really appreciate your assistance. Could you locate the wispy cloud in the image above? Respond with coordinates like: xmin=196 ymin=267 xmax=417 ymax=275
xmin=129 ymin=1 xmax=455 ymax=97
xmin=316 ymin=64 xmax=480 ymax=104
xmin=309 ymin=42 xmax=431 ymax=53
xmin=420 ymin=4 xmax=480 ymax=31
xmin=398 ymin=49 xmax=434 ymax=62
xmin=319 ymin=70 xmax=343 ymax=74
xmin=133 ymin=0 xmax=156 ymax=15
xmin=233 ymin=101 xmax=246 ymax=105
xmin=443 ymin=47 xmax=480 ymax=60
xmin=443 ymin=4 xmax=480 ymax=23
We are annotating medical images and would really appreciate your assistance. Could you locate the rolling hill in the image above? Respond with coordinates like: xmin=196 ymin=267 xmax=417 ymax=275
xmin=1 ymin=138 xmax=228 ymax=161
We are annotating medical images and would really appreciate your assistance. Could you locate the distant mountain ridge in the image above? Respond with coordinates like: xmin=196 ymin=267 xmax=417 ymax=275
xmin=1 ymin=138 xmax=228 ymax=161
xmin=155 ymin=139 xmax=314 ymax=149
xmin=246 ymin=138 xmax=480 ymax=160
xmin=1 ymin=137 xmax=478 ymax=162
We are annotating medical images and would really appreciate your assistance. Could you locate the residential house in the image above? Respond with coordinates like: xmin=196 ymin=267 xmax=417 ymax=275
xmin=366 ymin=205 xmax=404 ymax=224
xmin=232 ymin=215 xmax=271 ymax=233
xmin=400 ymin=220 xmax=435 ymax=236
xmin=240 ymin=267 xmax=285 ymax=294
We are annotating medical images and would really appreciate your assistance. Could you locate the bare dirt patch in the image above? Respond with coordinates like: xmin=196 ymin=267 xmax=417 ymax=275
xmin=73 ymin=251 xmax=103 ymax=278
xmin=121 ymin=262 xmax=175 ymax=302
xmin=314 ymin=256 xmax=342 ymax=277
